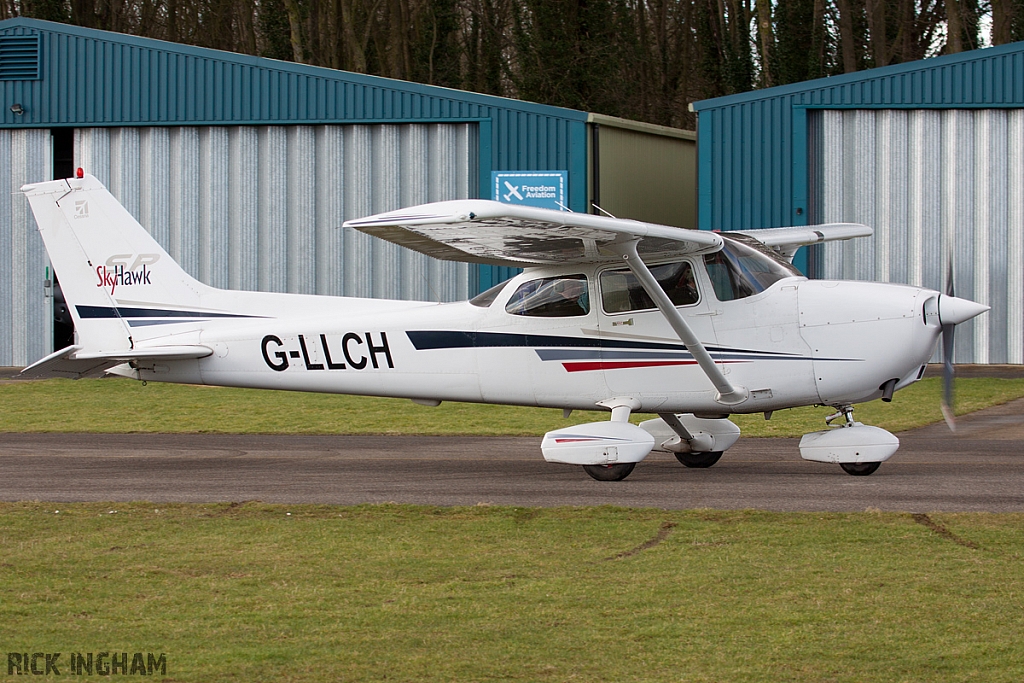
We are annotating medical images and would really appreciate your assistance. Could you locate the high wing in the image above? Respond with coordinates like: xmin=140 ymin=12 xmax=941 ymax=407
xmin=733 ymin=223 xmax=872 ymax=262
xmin=347 ymin=199 xmax=750 ymax=405
xmin=343 ymin=200 xmax=723 ymax=266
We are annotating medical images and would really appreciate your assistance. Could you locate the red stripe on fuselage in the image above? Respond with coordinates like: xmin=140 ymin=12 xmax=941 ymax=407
xmin=562 ymin=360 xmax=698 ymax=372
xmin=562 ymin=360 xmax=751 ymax=372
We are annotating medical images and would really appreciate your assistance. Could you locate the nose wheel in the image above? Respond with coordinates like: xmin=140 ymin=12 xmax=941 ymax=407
xmin=582 ymin=463 xmax=636 ymax=481
xmin=798 ymin=404 xmax=897 ymax=477
xmin=827 ymin=405 xmax=883 ymax=477
xmin=840 ymin=462 xmax=881 ymax=476
xmin=674 ymin=451 xmax=723 ymax=468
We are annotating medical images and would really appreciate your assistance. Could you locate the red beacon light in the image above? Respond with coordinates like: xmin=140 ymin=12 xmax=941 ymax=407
xmin=75 ymin=167 xmax=84 ymax=179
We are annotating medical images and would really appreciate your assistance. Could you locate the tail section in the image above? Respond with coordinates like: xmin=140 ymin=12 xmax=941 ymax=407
xmin=22 ymin=174 xmax=214 ymax=354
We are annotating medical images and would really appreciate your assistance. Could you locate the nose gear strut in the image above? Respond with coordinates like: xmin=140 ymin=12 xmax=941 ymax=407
xmin=824 ymin=404 xmax=857 ymax=427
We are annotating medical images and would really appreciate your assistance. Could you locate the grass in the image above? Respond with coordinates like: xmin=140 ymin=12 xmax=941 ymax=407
xmin=2 ymin=376 xmax=1024 ymax=436
xmin=1 ymin=502 xmax=1022 ymax=682
xmin=4 ymin=379 xmax=1022 ymax=680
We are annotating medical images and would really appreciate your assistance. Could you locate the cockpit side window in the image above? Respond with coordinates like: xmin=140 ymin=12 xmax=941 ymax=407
xmin=600 ymin=261 xmax=699 ymax=313
xmin=505 ymin=274 xmax=590 ymax=317
xmin=469 ymin=279 xmax=511 ymax=308
xmin=704 ymin=234 xmax=800 ymax=301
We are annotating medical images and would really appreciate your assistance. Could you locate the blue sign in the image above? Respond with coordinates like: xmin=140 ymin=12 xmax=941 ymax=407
xmin=492 ymin=171 xmax=568 ymax=211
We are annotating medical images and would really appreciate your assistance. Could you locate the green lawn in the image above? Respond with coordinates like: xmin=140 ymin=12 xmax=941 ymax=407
xmin=2 ymin=376 xmax=1024 ymax=436
xmin=4 ymin=380 xmax=1022 ymax=681
xmin=1 ymin=503 xmax=1022 ymax=682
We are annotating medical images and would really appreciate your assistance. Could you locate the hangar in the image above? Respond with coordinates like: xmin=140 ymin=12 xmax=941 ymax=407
xmin=692 ymin=43 xmax=1024 ymax=364
xmin=0 ymin=17 xmax=695 ymax=368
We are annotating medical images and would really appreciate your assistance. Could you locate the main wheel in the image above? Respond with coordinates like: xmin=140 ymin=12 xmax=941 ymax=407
xmin=582 ymin=463 xmax=636 ymax=481
xmin=674 ymin=451 xmax=723 ymax=468
xmin=840 ymin=462 xmax=881 ymax=476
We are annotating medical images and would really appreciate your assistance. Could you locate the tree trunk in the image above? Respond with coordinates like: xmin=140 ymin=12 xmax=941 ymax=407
xmin=991 ymin=0 xmax=1014 ymax=44
xmin=810 ymin=0 xmax=827 ymax=76
xmin=865 ymin=0 xmax=887 ymax=66
xmin=835 ymin=0 xmax=859 ymax=72
xmin=238 ymin=0 xmax=258 ymax=56
xmin=283 ymin=0 xmax=305 ymax=63
xmin=755 ymin=0 xmax=773 ymax=86
xmin=945 ymin=0 xmax=964 ymax=52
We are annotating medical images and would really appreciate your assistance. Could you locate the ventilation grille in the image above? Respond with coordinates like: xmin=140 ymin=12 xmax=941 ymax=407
xmin=0 ymin=35 xmax=40 ymax=80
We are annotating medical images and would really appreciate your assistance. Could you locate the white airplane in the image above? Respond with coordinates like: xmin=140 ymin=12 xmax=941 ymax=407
xmin=20 ymin=172 xmax=989 ymax=481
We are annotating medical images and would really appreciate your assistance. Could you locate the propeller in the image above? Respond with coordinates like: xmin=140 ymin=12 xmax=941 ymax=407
xmin=937 ymin=256 xmax=991 ymax=432
xmin=940 ymin=258 xmax=956 ymax=431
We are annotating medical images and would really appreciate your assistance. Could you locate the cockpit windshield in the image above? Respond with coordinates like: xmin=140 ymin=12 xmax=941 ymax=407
xmin=703 ymin=234 xmax=801 ymax=301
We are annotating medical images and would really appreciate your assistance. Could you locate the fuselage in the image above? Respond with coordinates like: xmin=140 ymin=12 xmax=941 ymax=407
xmin=117 ymin=248 xmax=944 ymax=416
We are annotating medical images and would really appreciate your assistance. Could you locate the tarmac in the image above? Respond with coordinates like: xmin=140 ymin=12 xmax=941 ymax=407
xmin=1 ymin=365 xmax=1022 ymax=511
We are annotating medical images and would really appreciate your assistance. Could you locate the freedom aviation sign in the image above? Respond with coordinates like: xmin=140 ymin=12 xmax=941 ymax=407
xmin=491 ymin=171 xmax=567 ymax=211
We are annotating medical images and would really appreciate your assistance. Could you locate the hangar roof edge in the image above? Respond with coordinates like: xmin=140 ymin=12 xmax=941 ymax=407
xmin=0 ymin=17 xmax=589 ymax=123
xmin=692 ymin=40 xmax=1024 ymax=111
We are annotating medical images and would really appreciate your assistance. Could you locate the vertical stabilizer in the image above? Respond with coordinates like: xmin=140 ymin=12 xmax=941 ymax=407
xmin=22 ymin=174 xmax=213 ymax=353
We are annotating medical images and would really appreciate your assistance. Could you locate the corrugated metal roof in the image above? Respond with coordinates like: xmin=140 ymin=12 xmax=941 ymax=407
xmin=0 ymin=18 xmax=589 ymax=127
xmin=693 ymin=41 xmax=1024 ymax=111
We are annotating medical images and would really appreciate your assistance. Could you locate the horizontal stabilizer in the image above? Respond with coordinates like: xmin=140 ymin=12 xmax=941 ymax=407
xmin=20 ymin=345 xmax=213 ymax=380
xmin=734 ymin=223 xmax=872 ymax=261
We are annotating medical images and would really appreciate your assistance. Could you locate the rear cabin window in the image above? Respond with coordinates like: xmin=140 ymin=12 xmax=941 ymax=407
xmin=505 ymin=275 xmax=590 ymax=317
xmin=469 ymin=279 xmax=511 ymax=308
xmin=703 ymin=234 xmax=801 ymax=301
xmin=600 ymin=261 xmax=699 ymax=313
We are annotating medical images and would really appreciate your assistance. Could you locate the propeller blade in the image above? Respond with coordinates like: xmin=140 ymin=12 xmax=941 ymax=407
xmin=941 ymin=322 xmax=956 ymax=432
xmin=941 ymin=251 xmax=956 ymax=431
xmin=945 ymin=256 xmax=955 ymax=298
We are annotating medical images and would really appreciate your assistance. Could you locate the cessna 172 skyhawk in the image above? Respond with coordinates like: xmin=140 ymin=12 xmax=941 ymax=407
xmin=21 ymin=172 xmax=988 ymax=481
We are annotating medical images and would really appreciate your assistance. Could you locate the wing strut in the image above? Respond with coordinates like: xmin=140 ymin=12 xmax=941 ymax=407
xmin=610 ymin=240 xmax=748 ymax=406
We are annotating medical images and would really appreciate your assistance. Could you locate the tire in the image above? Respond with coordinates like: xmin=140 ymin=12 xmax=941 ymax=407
xmin=840 ymin=462 xmax=881 ymax=476
xmin=582 ymin=463 xmax=636 ymax=481
xmin=674 ymin=451 xmax=723 ymax=468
